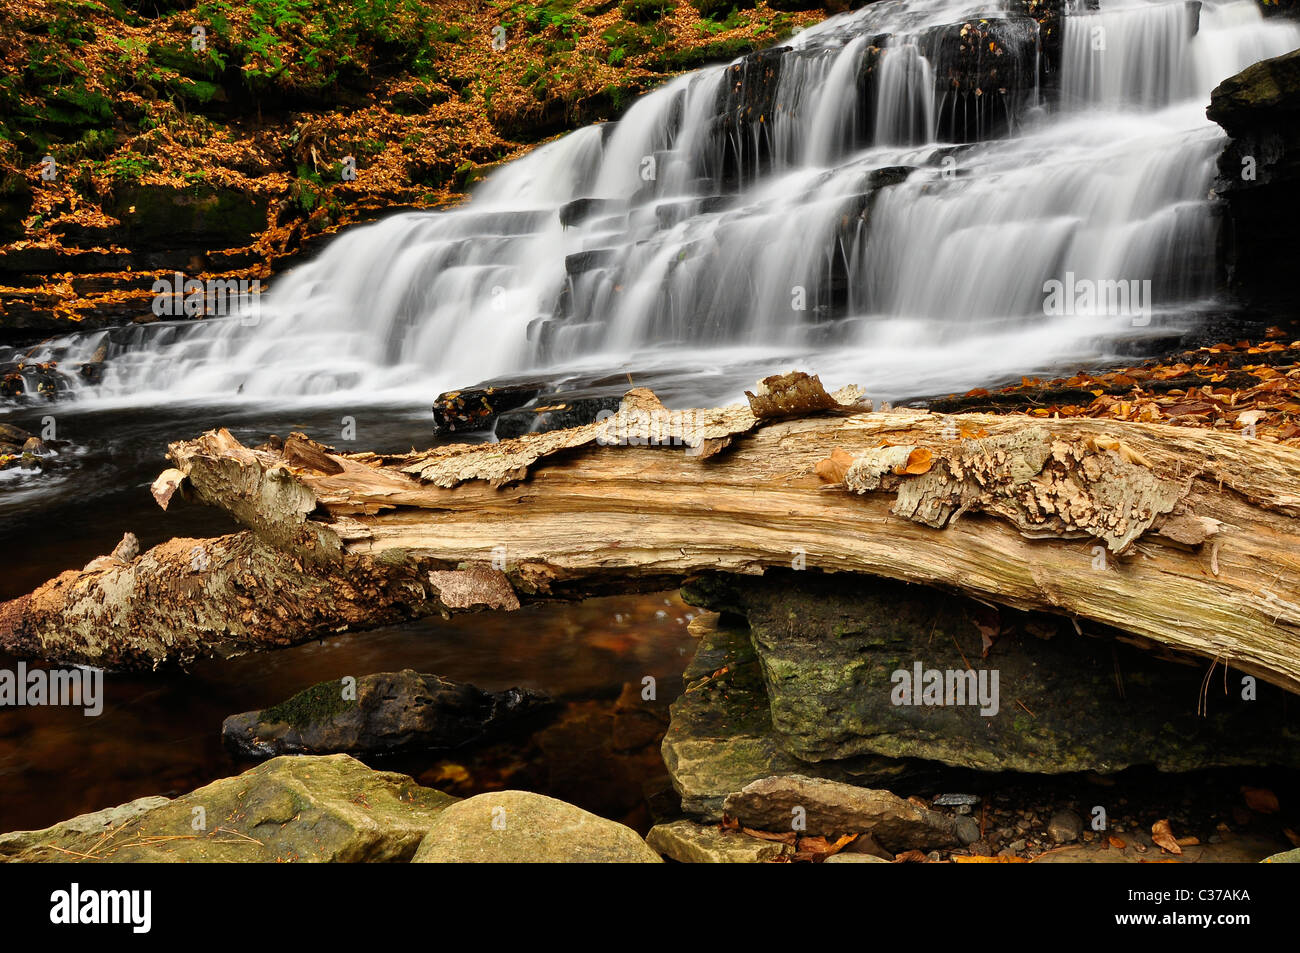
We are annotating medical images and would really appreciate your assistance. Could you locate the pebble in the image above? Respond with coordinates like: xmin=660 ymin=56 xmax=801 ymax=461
xmin=1048 ymin=809 xmax=1084 ymax=844
xmin=954 ymin=816 xmax=981 ymax=845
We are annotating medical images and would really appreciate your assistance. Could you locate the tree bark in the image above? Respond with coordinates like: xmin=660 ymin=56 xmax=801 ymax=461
xmin=3 ymin=380 xmax=1299 ymax=691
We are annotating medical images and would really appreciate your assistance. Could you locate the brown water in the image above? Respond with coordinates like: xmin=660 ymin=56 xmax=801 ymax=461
xmin=0 ymin=403 xmax=699 ymax=835
xmin=0 ymin=591 xmax=698 ymax=834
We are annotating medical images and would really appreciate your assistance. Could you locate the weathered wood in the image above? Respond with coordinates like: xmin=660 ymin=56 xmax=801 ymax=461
xmin=3 ymin=379 xmax=1299 ymax=690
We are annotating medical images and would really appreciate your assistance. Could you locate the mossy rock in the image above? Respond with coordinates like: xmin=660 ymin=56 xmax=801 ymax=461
xmin=683 ymin=571 xmax=1300 ymax=774
xmin=412 ymin=791 xmax=662 ymax=863
xmin=0 ymin=755 xmax=457 ymax=863
xmin=105 ymin=183 xmax=269 ymax=249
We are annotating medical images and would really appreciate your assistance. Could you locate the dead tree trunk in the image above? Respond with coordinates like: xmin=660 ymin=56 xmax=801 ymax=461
xmin=3 ymin=377 xmax=1299 ymax=689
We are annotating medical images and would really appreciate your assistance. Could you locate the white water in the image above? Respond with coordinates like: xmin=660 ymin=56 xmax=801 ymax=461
xmin=6 ymin=0 xmax=1298 ymax=410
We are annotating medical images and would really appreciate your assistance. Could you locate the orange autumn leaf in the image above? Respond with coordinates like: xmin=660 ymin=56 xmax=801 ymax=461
xmin=1243 ymin=787 xmax=1280 ymax=814
xmin=1108 ymin=836 xmax=1127 ymax=849
xmin=953 ymin=854 xmax=1028 ymax=863
xmin=1152 ymin=819 xmax=1182 ymax=854
xmin=892 ymin=447 xmax=933 ymax=475
xmin=815 ymin=448 xmax=854 ymax=483
xmin=894 ymin=849 xmax=929 ymax=863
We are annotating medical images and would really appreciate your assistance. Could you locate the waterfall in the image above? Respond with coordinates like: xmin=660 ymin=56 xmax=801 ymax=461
xmin=5 ymin=0 xmax=1298 ymax=408
xmin=874 ymin=42 xmax=937 ymax=146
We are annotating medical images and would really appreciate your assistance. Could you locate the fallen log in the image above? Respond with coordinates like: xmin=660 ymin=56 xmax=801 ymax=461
xmin=3 ymin=375 xmax=1299 ymax=692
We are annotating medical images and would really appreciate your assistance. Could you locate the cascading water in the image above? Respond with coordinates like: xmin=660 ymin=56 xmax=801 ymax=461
xmin=5 ymin=0 xmax=1298 ymax=410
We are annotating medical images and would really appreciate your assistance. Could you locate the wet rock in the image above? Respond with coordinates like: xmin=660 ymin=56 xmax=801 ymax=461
xmin=558 ymin=198 xmax=626 ymax=228
xmin=412 ymin=791 xmax=662 ymax=863
xmin=0 ymin=755 xmax=456 ymax=862
xmin=646 ymin=819 xmax=792 ymax=863
xmin=222 ymin=670 xmax=552 ymax=760
xmin=1263 ymin=848 xmax=1300 ymax=863
xmin=661 ymin=613 xmax=913 ymax=820
xmin=106 ymin=184 xmax=269 ymax=251
xmin=494 ymin=393 xmax=624 ymax=440
xmin=716 ymin=47 xmax=789 ymax=186
xmin=1048 ymin=809 xmax=1084 ymax=843
xmin=681 ymin=571 xmax=1300 ymax=774
xmin=0 ymin=423 xmax=32 ymax=449
xmin=431 ymin=382 xmax=542 ymax=434
xmin=722 ymin=775 xmax=962 ymax=852
xmin=920 ymin=17 xmax=1042 ymax=141
xmin=0 ymin=796 xmax=171 ymax=861
xmin=1209 ymin=48 xmax=1300 ymax=312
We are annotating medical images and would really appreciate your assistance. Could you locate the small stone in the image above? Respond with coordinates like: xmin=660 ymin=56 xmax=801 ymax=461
xmin=1008 ymin=838 xmax=1027 ymax=851
xmin=646 ymin=820 xmax=791 ymax=863
xmin=932 ymin=793 xmax=980 ymax=808
xmin=969 ymin=840 xmax=994 ymax=856
xmin=954 ymin=816 xmax=981 ymax=846
xmin=825 ymin=852 xmax=890 ymax=863
xmin=1048 ymin=809 xmax=1083 ymax=844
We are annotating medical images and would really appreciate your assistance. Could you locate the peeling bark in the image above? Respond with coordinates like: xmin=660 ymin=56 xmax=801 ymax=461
xmin=3 ymin=381 xmax=1299 ymax=692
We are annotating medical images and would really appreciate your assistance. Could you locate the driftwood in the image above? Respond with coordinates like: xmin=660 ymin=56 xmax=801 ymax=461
xmin=2 ymin=375 xmax=1299 ymax=693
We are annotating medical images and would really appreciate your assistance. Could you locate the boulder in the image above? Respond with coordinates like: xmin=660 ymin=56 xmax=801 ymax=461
xmin=646 ymin=819 xmax=793 ymax=862
xmin=412 ymin=791 xmax=662 ymax=863
xmin=0 ymin=755 xmax=456 ymax=863
xmin=0 ymin=797 xmax=170 ymax=861
xmin=222 ymin=670 xmax=551 ymax=759
xmin=1208 ymin=48 xmax=1300 ymax=313
xmin=722 ymin=775 xmax=963 ymax=852
xmin=106 ymin=184 xmax=269 ymax=251
xmin=919 ymin=17 xmax=1042 ymax=141
xmin=660 ymin=613 xmax=914 ymax=820
xmin=1263 ymin=848 xmax=1300 ymax=863
xmin=681 ymin=571 xmax=1300 ymax=773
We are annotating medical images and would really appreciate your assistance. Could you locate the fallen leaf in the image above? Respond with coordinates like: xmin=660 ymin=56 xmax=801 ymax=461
xmin=894 ymin=849 xmax=928 ymax=863
xmin=1152 ymin=819 xmax=1182 ymax=854
xmin=900 ymin=447 xmax=934 ymax=475
xmin=1243 ymin=787 xmax=1280 ymax=814
xmin=953 ymin=854 xmax=1028 ymax=863
xmin=815 ymin=447 xmax=855 ymax=483
xmin=1108 ymin=836 xmax=1126 ymax=849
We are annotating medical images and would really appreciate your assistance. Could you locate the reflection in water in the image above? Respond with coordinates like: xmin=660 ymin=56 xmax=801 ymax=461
xmin=0 ymin=592 xmax=699 ymax=834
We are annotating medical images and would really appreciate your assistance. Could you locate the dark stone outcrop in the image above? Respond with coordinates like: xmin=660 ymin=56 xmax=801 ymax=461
xmin=920 ymin=16 xmax=1043 ymax=142
xmin=1208 ymin=47 xmax=1300 ymax=317
xmin=222 ymin=670 xmax=553 ymax=760
xmin=677 ymin=571 xmax=1300 ymax=774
